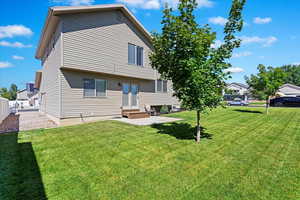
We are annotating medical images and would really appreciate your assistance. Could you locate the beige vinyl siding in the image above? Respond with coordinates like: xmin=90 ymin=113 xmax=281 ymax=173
xmin=17 ymin=90 xmax=28 ymax=100
xmin=139 ymin=80 xmax=179 ymax=108
xmin=60 ymin=69 xmax=123 ymax=118
xmin=39 ymin=22 xmax=62 ymax=118
xmin=279 ymin=86 xmax=300 ymax=95
xmin=61 ymin=10 xmax=156 ymax=80
xmin=60 ymin=69 xmax=179 ymax=118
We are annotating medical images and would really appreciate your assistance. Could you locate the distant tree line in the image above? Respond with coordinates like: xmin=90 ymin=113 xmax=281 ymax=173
xmin=0 ymin=84 xmax=18 ymax=100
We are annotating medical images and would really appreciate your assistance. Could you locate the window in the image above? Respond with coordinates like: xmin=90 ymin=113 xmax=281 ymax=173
xmin=137 ymin=46 xmax=143 ymax=66
xmin=156 ymin=80 xmax=167 ymax=93
xmin=128 ymin=43 xmax=143 ymax=66
xmin=157 ymin=80 xmax=162 ymax=92
xmin=84 ymin=79 xmax=107 ymax=97
xmin=163 ymin=80 xmax=167 ymax=93
xmin=96 ymin=79 xmax=106 ymax=97
xmin=128 ymin=44 xmax=136 ymax=65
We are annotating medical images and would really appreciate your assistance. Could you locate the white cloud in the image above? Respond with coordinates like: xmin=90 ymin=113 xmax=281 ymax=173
xmin=0 ymin=25 xmax=33 ymax=39
xmin=144 ymin=0 xmax=160 ymax=9
xmin=239 ymin=36 xmax=278 ymax=47
xmin=208 ymin=16 xmax=228 ymax=26
xmin=12 ymin=55 xmax=25 ymax=60
xmin=0 ymin=41 xmax=32 ymax=48
xmin=211 ymin=40 xmax=223 ymax=48
xmin=253 ymin=17 xmax=272 ymax=24
xmin=232 ymin=51 xmax=252 ymax=58
xmin=116 ymin=0 xmax=159 ymax=9
xmin=292 ymin=62 xmax=300 ymax=65
xmin=0 ymin=61 xmax=13 ymax=69
xmin=196 ymin=0 xmax=213 ymax=8
xmin=52 ymin=0 xmax=94 ymax=6
xmin=117 ymin=0 xmax=213 ymax=10
xmin=225 ymin=67 xmax=244 ymax=73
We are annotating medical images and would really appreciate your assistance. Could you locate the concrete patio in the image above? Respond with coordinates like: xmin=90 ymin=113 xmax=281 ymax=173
xmin=0 ymin=111 xmax=57 ymax=133
xmin=112 ymin=116 xmax=182 ymax=126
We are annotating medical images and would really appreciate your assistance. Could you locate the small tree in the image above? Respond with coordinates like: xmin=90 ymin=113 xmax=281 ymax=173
xmin=150 ymin=0 xmax=246 ymax=142
xmin=0 ymin=87 xmax=10 ymax=99
xmin=9 ymin=84 xmax=18 ymax=100
xmin=245 ymin=64 xmax=286 ymax=114
xmin=0 ymin=84 xmax=18 ymax=100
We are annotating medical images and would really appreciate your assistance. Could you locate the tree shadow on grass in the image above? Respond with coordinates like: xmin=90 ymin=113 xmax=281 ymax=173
xmin=233 ymin=109 xmax=263 ymax=114
xmin=151 ymin=122 xmax=213 ymax=140
xmin=0 ymin=132 xmax=47 ymax=200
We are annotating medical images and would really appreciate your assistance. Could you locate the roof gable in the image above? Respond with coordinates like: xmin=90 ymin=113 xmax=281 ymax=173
xmin=228 ymin=82 xmax=248 ymax=89
xmin=35 ymin=4 xmax=152 ymax=59
xmin=279 ymin=83 xmax=300 ymax=91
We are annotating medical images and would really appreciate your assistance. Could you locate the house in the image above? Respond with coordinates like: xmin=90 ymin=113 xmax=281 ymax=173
xmin=277 ymin=83 xmax=300 ymax=97
xmin=12 ymin=83 xmax=39 ymax=109
xmin=226 ymin=82 xmax=249 ymax=96
xmin=35 ymin=4 xmax=179 ymax=125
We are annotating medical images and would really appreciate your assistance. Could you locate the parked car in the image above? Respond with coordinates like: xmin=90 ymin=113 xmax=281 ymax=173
xmin=228 ymin=98 xmax=249 ymax=106
xmin=270 ymin=96 xmax=300 ymax=107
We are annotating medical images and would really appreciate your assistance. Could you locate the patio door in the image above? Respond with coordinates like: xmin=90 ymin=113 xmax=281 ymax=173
xmin=122 ymin=83 xmax=139 ymax=109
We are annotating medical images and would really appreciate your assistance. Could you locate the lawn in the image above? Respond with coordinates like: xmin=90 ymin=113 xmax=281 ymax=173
xmin=249 ymin=101 xmax=266 ymax=106
xmin=1 ymin=107 xmax=299 ymax=200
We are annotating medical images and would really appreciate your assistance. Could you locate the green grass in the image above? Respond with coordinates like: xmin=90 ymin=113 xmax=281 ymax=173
xmin=1 ymin=107 xmax=300 ymax=200
xmin=249 ymin=102 xmax=266 ymax=105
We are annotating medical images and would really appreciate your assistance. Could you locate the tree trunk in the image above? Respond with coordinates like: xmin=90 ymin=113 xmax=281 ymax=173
xmin=265 ymin=96 xmax=270 ymax=114
xmin=196 ymin=110 xmax=201 ymax=143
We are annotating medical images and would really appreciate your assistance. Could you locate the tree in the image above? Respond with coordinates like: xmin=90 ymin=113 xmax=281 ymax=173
xmin=280 ymin=64 xmax=300 ymax=86
xmin=150 ymin=0 xmax=246 ymax=142
xmin=9 ymin=84 xmax=18 ymax=100
xmin=245 ymin=64 xmax=286 ymax=114
xmin=0 ymin=88 xmax=10 ymax=99
xmin=0 ymin=84 xmax=18 ymax=100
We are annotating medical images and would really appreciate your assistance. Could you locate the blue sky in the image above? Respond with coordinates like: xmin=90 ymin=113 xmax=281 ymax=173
xmin=1 ymin=0 xmax=300 ymax=89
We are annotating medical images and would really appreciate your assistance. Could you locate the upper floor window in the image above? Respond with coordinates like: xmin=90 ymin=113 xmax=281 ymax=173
xmin=128 ymin=43 xmax=143 ymax=66
xmin=83 ymin=79 xmax=107 ymax=97
xmin=156 ymin=80 xmax=167 ymax=93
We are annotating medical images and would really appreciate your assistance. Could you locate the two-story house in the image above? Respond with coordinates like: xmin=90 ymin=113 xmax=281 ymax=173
xmin=35 ymin=4 xmax=179 ymax=125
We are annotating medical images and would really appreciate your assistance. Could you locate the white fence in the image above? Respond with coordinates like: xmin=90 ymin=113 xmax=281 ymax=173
xmin=0 ymin=97 xmax=10 ymax=123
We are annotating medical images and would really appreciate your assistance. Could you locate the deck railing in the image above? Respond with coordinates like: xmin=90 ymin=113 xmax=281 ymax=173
xmin=0 ymin=97 xmax=10 ymax=124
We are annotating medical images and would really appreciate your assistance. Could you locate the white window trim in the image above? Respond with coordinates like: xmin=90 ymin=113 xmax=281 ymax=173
xmin=83 ymin=78 xmax=107 ymax=98
xmin=128 ymin=43 xmax=144 ymax=67
xmin=156 ymin=79 xmax=167 ymax=93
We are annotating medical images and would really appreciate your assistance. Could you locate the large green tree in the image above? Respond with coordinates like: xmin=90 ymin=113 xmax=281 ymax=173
xmin=150 ymin=0 xmax=246 ymax=142
xmin=280 ymin=64 xmax=300 ymax=86
xmin=245 ymin=64 xmax=286 ymax=114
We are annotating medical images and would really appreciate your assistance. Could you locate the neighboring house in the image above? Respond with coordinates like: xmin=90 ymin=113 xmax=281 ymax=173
xmin=277 ymin=83 xmax=300 ymax=97
xmin=226 ymin=82 xmax=249 ymax=96
xmin=12 ymin=83 xmax=39 ymax=109
xmin=35 ymin=4 xmax=179 ymax=125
